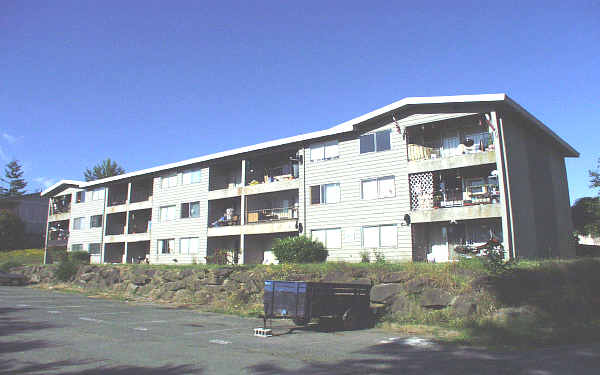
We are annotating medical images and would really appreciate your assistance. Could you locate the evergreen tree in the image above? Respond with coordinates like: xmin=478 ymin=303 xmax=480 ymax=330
xmin=1 ymin=160 xmax=27 ymax=197
xmin=84 ymin=158 xmax=125 ymax=181
xmin=590 ymin=157 xmax=600 ymax=194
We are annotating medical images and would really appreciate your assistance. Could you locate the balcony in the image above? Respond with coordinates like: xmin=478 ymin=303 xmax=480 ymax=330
xmin=245 ymin=149 xmax=300 ymax=192
xmin=49 ymin=195 xmax=71 ymax=219
xmin=406 ymin=116 xmax=496 ymax=172
xmin=409 ymin=165 xmax=501 ymax=223
xmin=47 ymin=219 xmax=69 ymax=248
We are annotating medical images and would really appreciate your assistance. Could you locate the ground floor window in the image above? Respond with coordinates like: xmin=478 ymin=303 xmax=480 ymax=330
xmin=158 ymin=239 xmax=175 ymax=254
xmin=179 ymin=237 xmax=199 ymax=254
xmin=71 ymin=244 xmax=83 ymax=251
xmin=362 ymin=225 xmax=397 ymax=248
xmin=311 ymin=228 xmax=341 ymax=248
xmin=88 ymin=243 xmax=101 ymax=255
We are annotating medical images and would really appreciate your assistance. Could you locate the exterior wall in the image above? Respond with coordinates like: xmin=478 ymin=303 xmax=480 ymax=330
xmin=501 ymin=112 xmax=575 ymax=258
xmin=68 ymin=188 xmax=105 ymax=252
xmin=303 ymin=120 xmax=412 ymax=262
xmin=149 ymin=166 xmax=209 ymax=264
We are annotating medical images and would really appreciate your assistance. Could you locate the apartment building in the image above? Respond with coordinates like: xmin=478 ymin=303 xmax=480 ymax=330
xmin=41 ymin=94 xmax=578 ymax=264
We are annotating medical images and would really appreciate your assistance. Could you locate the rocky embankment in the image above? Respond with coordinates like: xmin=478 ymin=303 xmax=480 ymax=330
xmin=10 ymin=264 xmax=494 ymax=320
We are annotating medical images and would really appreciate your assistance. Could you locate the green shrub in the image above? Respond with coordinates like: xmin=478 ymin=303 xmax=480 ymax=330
xmin=0 ymin=260 xmax=22 ymax=273
xmin=70 ymin=251 xmax=91 ymax=264
xmin=359 ymin=251 xmax=370 ymax=263
xmin=271 ymin=236 xmax=328 ymax=263
xmin=46 ymin=247 xmax=68 ymax=264
xmin=373 ymin=249 xmax=386 ymax=264
xmin=55 ymin=258 xmax=78 ymax=282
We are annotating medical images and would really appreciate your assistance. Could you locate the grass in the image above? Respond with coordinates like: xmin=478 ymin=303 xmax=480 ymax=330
xmin=0 ymin=248 xmax=44 ymax=271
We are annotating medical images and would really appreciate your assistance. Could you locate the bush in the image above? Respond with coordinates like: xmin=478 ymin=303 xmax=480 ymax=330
xmin=46 ymin=247 xmax=68 ymax=264
xmin=70 ymin=251 xmax=91 ymax=264
xmin=0 ymin=260 xmax=22 ymax=272
xmin=271 ymin=236 xmax=328 ymax=263
xmin=359 ymin=251 xmax=370 ymax=263
xmin=55 ymin=258 xmax=78 ymax=282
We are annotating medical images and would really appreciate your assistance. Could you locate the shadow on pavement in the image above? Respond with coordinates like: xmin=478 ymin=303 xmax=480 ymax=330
xmin=247 ymin=338 xmax=600 ymax=375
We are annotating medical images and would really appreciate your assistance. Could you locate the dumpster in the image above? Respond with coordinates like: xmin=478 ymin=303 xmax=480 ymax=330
xmin=263 ymin=280 xmax=371 ymax=329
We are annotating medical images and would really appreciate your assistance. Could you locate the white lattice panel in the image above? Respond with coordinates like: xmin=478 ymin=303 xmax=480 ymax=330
xmin=410 ymin=172 xmax=433 ymax=210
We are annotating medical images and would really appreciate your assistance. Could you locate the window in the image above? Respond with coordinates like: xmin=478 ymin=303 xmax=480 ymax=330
xmin=312 ymin=228 xmax=341 ymax=249
xmin=182 ymin=169 xmax=201 ymax=185
xmin=71 ymin=244 xmax=83 ymax=251
xmin=181 ymin=202 xmax=200 ymax=218
xmin=310 ymin=140 xmax=339 ymax=161
xmin=161 ymin=173 xmax=178 ymax=189
xmin=72 ymin=217 xmax=85 ymax=230
xmin=466 ymin=178 xmax=486 ymax=195
xmin=310 ymin=183 xmax=340 ymax=204
xmin=90 ymin=215 xmax=103 ymax=228
xmin=90 ymin=188 xmax=104 ymax=201
xmin=362 ymin=176 xmax=395 ymax=199
xmin=180 ymin=237 xmax=199 ymax=254
xmin=76 ymin=191 xmax=85 ymax=203
xmin=360 ymin=130 xmax=391 ymax=154
xmin=89 ymin=243 xmax=101 ymax=255
xmin=159 ymin=205 xmax=176 ymax=222
xmin=362 ymin=225 xmax=397 ymax=248
xmin=158 ymin=239 xmax=175 ymax=254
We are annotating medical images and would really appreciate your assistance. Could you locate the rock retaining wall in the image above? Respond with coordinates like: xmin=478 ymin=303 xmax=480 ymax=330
xmin=12 ymin=265 xmax=493 ymax=320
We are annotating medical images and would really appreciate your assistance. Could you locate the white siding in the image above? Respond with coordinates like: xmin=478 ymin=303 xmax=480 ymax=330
xmin=303 ymin=121 xmax=412 ymax=262
xmin=68 ymin=188 xmax=105 ymax=251
xmin=149 ymin=167 xmax=209 ymax=263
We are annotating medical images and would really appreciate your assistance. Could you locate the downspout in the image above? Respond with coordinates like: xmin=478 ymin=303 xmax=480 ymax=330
xmin=302 ymin=145 xmax=307 ymax=237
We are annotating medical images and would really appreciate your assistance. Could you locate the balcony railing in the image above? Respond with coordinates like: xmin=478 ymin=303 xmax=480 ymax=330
xmin=411 ymin=184 xmax=500 ymax=211
xmin=245 ymin=207 xmax=297 ymax=224
xmin=50 ymin=201 xmax=71 ymax=215
xmin=408 ymin=133 xmax=494 ymax=162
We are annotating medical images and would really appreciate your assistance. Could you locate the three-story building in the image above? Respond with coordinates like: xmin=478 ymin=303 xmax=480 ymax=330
xmin=42 ymin=94 xmax=578 ymax=264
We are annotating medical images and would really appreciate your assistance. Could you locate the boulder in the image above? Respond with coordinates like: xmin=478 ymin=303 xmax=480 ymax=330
xmin=451 ymin=294 xmax=480 ymax=316
xmin=381 ymin=271 xmax=411 ymax=284
xmin=164 ymin=281 xmax=187 ymax=292
xmin=79 ymin=273 xmax=96 ymax=282
xmin=370 ymin=283 xmax=404 ymax=303
xmin=405 ymin=278 xmax=432 ymax=294
xmin=418 ymin=288 xmax=453 ymax=308
xmin=389 ymin=293 xmax=411 ymax=314
xmin=492 ymin=305 xmax=540 ymax=324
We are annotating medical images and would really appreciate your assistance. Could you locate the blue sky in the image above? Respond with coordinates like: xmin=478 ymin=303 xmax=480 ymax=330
xmin=1 ymin=1 xmax=598 ymax=202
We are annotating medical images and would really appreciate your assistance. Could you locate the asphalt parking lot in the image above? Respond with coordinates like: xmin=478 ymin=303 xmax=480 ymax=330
xmin=1 ymin=286 xmax=600 ymax=374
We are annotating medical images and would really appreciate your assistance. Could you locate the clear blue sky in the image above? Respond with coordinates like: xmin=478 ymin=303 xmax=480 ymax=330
xmin=1 ymin=1 xmax=598 ymax=202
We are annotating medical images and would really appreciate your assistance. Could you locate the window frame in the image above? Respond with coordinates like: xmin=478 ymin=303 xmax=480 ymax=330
xmin=361 ymin=176 xmax=395 ymax=200
xmin=179 ymin=237 xmax=199 ymax=255
xmin=158 ymin=239 xmax=175 ymax=254
xmin=310 ymin=140 xmax=340 ymax=162
xmin=75 ymin=191 xmax=85 ymax=203
xmin=71 ymin=244 xmax=83 ymax=251
xmin=159 ymin=205 xmax=177 ymax=222
xmin=181 ymin=201 xmax=200 ymax=219
xmin=90 ymin=215 xmax=103 ymax=228
xmin=360 ymin=129 xmax=392 ymax=154
xmin=361 ymin=224 xmax=398 ymax=248
xmin=91 ymin=188 xmax=105 ymax=201
xmin=161 ymin=173 xmax=179 ymax=189
xmin=311 ymin=228 xmax=342 ymax=249
xmin=72 ymin=217 xmax=85 ymax=230
xmin=310 ymin=183 xmax=341 ymax=205
xmin=88 ymin=243 xmax=101 ymax=255
xmin=182 ymin=169 xmax=201 ymax=185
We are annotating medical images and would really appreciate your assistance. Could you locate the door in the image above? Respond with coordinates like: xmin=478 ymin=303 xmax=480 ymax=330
xmin=430 ymin=226 xmax=449 ymax=262
xmin=442 ymin=131 xmax=460 ymax=157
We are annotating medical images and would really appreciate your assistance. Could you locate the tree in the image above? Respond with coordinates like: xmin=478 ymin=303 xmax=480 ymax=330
xmin=0 ymin=209 xmax=25 ymax=251
xmin=590 ymin=158 xmax=600 ymax=193
xmin=572 ymin=197 xmax=600 ymax=237
xmin=84 ymin=158 xmax=125 ymax=181
xmin=0 ymin=160 xmax=27 ymax=197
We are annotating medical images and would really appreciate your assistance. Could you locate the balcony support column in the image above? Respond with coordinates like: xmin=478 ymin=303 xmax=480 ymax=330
xmin=492 ymin=111 xmax=514 ymax=259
